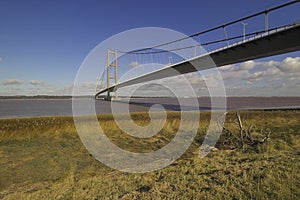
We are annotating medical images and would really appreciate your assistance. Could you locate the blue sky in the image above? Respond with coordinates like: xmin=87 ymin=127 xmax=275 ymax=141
xmin=0 ymin=0 xmax=299 ymax=96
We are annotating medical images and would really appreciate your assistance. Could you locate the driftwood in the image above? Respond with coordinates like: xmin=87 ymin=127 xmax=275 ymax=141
xmin=236 ymin=112 xmax=244 ymax=140
xmin=218 ymin=112 xmax=271 ymax=149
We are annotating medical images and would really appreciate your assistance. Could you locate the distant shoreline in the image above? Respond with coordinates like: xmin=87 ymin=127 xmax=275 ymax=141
xmin=0 ymin=96 xmax=90 ymax=100
xmin=1 ymin=96 xmax=300 ymax=100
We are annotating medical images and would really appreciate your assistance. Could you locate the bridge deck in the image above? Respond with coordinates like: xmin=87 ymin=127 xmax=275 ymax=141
xmin=96 ymin=23 xmax=300 ymax=97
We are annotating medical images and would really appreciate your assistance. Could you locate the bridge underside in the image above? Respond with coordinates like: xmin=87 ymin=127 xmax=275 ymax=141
xmin=96 ymin=24 xmax=300 ymax=97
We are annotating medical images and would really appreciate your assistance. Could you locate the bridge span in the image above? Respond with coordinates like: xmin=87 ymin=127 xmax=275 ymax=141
xmin=95 ymin=1 xmax=300 ymax=99
xmin=95 ymin=23 xmax=300 ymax=98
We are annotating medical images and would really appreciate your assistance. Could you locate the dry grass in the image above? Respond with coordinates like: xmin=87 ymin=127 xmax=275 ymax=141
xmin=0 ymin=111 xmax=299 ymax=199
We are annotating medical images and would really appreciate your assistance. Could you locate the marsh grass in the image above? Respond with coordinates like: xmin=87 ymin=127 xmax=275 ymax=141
xmin=0 ymin=111 xmax=299 ymax=199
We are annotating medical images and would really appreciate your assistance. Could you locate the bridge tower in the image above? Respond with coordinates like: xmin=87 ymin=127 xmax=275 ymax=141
xmin=105 ymin=49 xmax=118 ymax=100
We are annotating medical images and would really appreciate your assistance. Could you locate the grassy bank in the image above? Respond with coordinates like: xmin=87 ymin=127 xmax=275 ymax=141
xmin=0 ymin=111 xmax=299 ymax=199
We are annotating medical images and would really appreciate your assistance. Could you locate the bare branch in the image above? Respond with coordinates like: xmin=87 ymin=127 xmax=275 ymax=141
xmin=236 ymin=112 xmax=244 ymax=140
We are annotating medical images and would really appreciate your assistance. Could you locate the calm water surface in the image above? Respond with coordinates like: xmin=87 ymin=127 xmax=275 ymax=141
xmin=0 ymin=97 xmax=300 ymax=119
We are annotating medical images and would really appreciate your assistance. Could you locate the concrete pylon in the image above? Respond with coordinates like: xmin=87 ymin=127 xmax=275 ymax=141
xmin=105 ymin=49 xmax=118 ymax=101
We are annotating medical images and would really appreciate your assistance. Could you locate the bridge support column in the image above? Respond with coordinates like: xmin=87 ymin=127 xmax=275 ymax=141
xmin=106 ymin=49 xmax=118 ymax=101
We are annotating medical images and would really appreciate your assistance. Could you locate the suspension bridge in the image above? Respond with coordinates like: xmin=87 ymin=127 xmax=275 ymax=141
xmin=95 ymin=1 xmax=300 ymax=100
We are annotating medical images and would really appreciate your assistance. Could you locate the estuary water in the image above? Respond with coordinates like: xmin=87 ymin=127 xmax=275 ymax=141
xmin=0 ymin=97 xmax=300 ymax=119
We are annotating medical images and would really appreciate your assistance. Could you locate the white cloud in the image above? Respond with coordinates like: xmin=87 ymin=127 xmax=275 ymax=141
xmin=249 ymin=71 xmax=264 ymax=81
xmin=219 ymin=60 xmax=258 ymax=73
xmin=217 ymin=56 xmax=300 ymax=96
xmin=275 ymin=57 xmax=300 ymax=73
xmin=29 ymin=80 xmax=46 ymax=86
xmin=219 ymin=64 xmax=235 ymax=72
xmin=2 ymin=79 xmax=23 ymax=85
xmin=263 ymin=67 xmax=280 ymax=76
xmin=263 ymin=60 xmax=280 ymax=68
xmin=240 ymin=60 xmax=258 ymax=71
xmin=71 ymin=82 xmax=97 ymax=95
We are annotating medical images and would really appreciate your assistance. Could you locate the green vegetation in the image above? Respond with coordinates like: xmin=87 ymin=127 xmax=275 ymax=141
xmin=0 ymin=111 xmax=299 ymax=199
